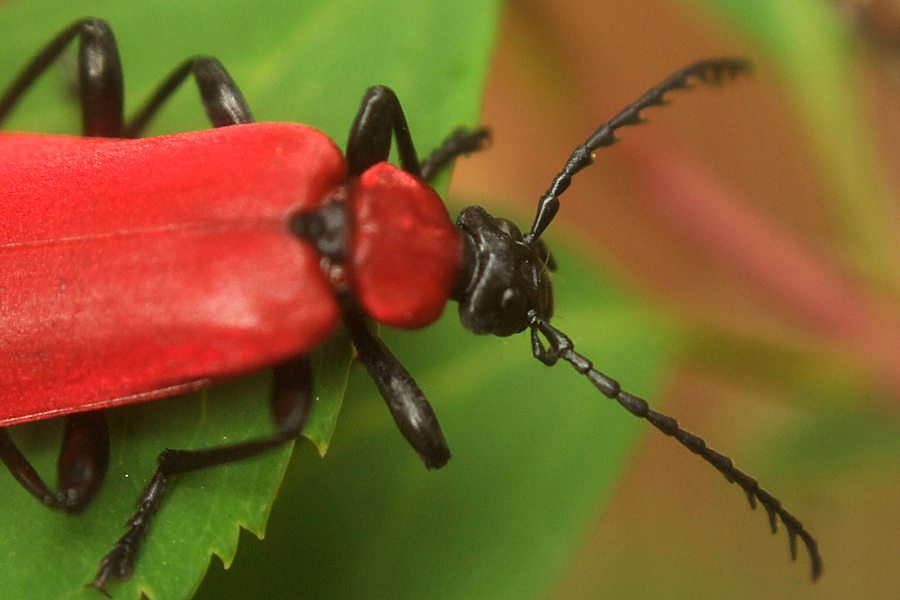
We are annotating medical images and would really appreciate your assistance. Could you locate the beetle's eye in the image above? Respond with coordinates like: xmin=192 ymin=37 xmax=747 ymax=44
xmin=495 ymin=218 xmax=522 ymax=240
xmin=489 ymin=286 xmax=526 ymax=336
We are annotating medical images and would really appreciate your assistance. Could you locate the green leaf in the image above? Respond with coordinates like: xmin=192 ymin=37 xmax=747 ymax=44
xmin=3 ymin=375 xmax=297 ymax=600
xmin=0 ymin=1 xmax=500 ymax=598
xmin=196 ymin=240 xmax=675 ymax=599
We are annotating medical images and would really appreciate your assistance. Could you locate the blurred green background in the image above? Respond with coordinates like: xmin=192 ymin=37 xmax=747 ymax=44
xmin=0 ymin=0 xmax=898 ymax=598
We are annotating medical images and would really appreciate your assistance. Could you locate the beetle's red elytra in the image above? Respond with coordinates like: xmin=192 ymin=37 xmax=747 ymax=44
xmin=0 ymin=18 xmax=821 ymax=595
xmin=1 ymin=124 xmax=343 ymax=424
xmin=0 ymin=122 xmax=461 ymax=426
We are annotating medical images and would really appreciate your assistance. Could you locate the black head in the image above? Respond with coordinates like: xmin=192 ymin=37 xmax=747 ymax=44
xmin=452 ymin=206 xmax=554 ymax=337
xmin=445 ymin=58 xmax=821 ymax=582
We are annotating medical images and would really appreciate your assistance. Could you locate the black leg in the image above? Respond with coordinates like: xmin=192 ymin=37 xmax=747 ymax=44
xmin=418 ymin=127 xmax=490 ymax=183
xmin=527 ymin=311 xmax=823 ymax=580
xmin=124 ymin=56 xmax=253 ymax=137
xmin=89 ymin=356 xmax=314 ymax=594
xmin=0 ymin=411 xmax=110 ymax=512
xmin=346 ymin=85 xmax=421 ymax=176
xmin=0 ymin=18 xmax=124 ymax=137
xmin=343 ymin=309 xmax=451 ymax=469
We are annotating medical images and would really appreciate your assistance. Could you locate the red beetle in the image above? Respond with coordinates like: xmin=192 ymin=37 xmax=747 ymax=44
xmin=0 ymin=19 xmax=821 ymax=593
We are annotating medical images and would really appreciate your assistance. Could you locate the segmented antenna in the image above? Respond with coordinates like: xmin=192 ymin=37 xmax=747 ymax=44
xmin=527 ymin=310 xmax=822 ymax=580
xmin=524 ymin=58 xmax=751 ymax=242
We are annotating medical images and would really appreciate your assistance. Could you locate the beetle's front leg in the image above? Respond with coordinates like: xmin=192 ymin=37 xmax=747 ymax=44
xmin=346 ymin=85 xmax=488 ymax=181
xmin=419 ymin=127 xmax=490 ymax=182
xmin=343 ymin=308 xmax=451 ymax=469
xmin=346 ymin=86 xmax=421 ymax=176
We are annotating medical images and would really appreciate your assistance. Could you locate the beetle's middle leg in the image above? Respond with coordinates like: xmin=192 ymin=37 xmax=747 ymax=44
xmin=124 ymin=56 xmax=253 ymax=137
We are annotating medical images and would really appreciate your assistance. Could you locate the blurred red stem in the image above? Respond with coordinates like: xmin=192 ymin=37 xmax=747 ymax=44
xmin=633 ymin=144 xmax=900 ymax=398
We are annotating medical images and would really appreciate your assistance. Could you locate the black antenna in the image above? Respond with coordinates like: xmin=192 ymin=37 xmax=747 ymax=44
xmin=527 ymin=310 xmax=822 ymax=580
xmin=524 ymin=58 xmax=751 ymax=243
